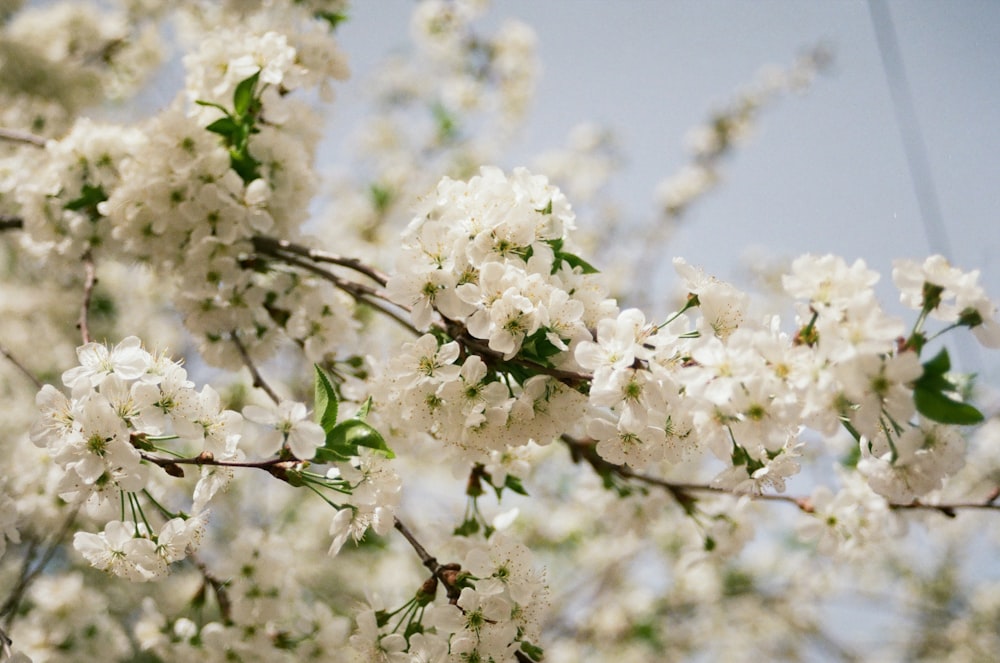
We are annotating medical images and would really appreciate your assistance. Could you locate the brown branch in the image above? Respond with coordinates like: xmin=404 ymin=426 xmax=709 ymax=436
xmin=0 ymin=127 xmax=46 ymax=148
xmin=252 ymin=235 xmax=389 ymax=286
xmin=562 ymin=434 xmax=1000 ymax=518
xmin=393 ymin=516 xmax=439 ymax=574
xmin=247 ymin=240 xmax=594 ymax=390
xmin=77 ymin=250 xmax=96 ymax=344
xmin=0 ymin=505 xmax=80 ymax=629
xmin=443 ymin=320 xmax=593 ymax=390
xmin=0 ymin=343 xmax=43 ymax=390
xmin=192 ymin=554 xmax=232 ymax=624
xmin=231 ymin=332 xmax=281 ymax=405
xmin=0 ymin=215 xmax=24 ymax=231
xmin=139 ymin=449 xmax=293 ymax=479
xmin=393 ymin=517 xmax=462 ymax=601
xmin=247 ymin=248 xmax=421 ymax=336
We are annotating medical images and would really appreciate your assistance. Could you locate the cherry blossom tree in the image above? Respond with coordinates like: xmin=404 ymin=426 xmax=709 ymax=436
xmin=1 ymin=2 xmax=999 ymax=662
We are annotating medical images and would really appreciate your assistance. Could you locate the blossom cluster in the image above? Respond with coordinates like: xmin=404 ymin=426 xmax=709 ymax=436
xmin=575 ymin=251 xmax=998 ymax=507
xmin=0 ymin=1 xmax=163 ymax=136
xmin=3 ymin=1 xmax=1000 ymax=662
xmin=28 ymin=335 xmax=393 ymax=585
xmin=350 ymin=534 xmax=549 ymax=663
xmin=30 ymin=337 xmax=227 ymax=580
xmin=11 ymin=5 xmax=357 ymax=368
xmin=381 ymin=167 xmax=613 ymax=458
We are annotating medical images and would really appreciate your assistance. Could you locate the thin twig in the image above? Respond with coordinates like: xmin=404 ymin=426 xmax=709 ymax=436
xmin=562 ymin=435 xmax=1000 ymax=517
xmin=444 ymin=321 xmax=593 ymax=389
xmin=251 ymin=249 xmax=422 ymax=336
xmin=192 ymin=554 xmax=232 ymax=624
xmin=262 ymin=249 xmax=384 ymax=300
xmin=139 ymin=449 xmax=300 ymax=485
xmin=249 ymin=242 xmax=595 ymax=389
xmin=77 ymin=250 xmax=96 ymax=344
xmin=0 ymin=215 xmax=24 ymax=231
xmin=140 ymin=450 xmax=287 ymax=471
xmin=0 ymin=343 xmax=43 ymax=390
xmin=0 ymin=127 xmax=46 ymax=148
xmin=393 ymin=516 xmax=462 ymax=601
xmin=231 ymin=333 xmax=281 ymax=405
xmin=393 ymin=517 xmax=440 ymax=574
xmin=252 ymin=235 xmax=389 ymax=286
xmin=0 ymin=505 xmax=80 ymax=629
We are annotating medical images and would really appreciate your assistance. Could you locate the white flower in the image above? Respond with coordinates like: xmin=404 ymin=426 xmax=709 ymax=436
xmin=674 ymin=258 xmax=747 ymax=339
xmin=73 ymin=520 xmax=160 ymax=582
xmin=327 ymin=508 xmax=355 ymax=556
xmin=62 ymin=336 xmax=151 ymax=389
xmin=783 ymin=254 xmax=879 ymax=313
xmin=575 ymin=308 xmax=646 ymax=378
xmin=389 ymin=333 xmax=461 ymax=388
xmin=835 ymin=352 xmax=922 ymax=439
xmin=243 ymin=400 xmax=325 ymax=460
xmin=56 ymin=393 xmax=142 ymax=487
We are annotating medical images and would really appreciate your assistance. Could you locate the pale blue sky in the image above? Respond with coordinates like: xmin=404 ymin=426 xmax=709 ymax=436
xmin=331 ymin=0 xmax=1000 ymax=387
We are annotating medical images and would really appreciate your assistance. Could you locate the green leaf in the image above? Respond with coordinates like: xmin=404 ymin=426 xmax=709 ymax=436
xmin=453 ymin=517 xmax=479 ymax=537
xmin=314 ymin=10 xmax=348 ymax=30
xmin=324 ymin=419 xmax=395 ymax=459
xmin=205 ymin=117 xmax=239 ymax=138
xmin=194 ymin=99 xmax=229 ymax=114
xmin=519 ymin=640 xmax=545 ymax=662
xmin=519 ymin=328 xmax=563 ymax=365
xmin=503 ymin=474 xmax=528 ymax=496
xmin=356 ymin=396 xmax=374 ymax=420
xmin=312 ymin=445 xmax=350 ymax=464
xmin=921 ymin=348 xmax=951 ymax=377
xmin=492 ymin=474 xmax=528 ymax=500
xmin=431 ymin=102 xmax=458 ymax=142
xmin=912 ymin=347 xmax=984 ymax=424
xmin=314 ymin=365 xmax=339 ymax=434
xmin=229 ymin=149 xmax=261 ymax=184
xmin=369 ymin=183 xmax=394 ymax=213
xmin=545 ymin=238 xmax=599 ymax=274
xmin=64 ymin=184 xmax=107 ymax=213
xmin=914 ymin=386 xmax=984 ymax=425
xmin=233 ymin=71 xmax=260 ymax=117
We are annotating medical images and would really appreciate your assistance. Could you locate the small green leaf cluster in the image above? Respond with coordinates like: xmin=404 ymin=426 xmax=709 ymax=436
xmin=197 ymin=71 xmax=263 ymax=184
xmin=913 ymin=348 xmax=983 ymax=425
xmin=312 ymin=365 xmax=394 ymax=464
xmin=453 ymin=464 xmax=528 ymax=539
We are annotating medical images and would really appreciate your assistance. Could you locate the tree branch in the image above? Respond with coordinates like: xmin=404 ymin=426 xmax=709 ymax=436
xmin=77 ymin=250 xmax=96 ymax=344
xmin=393 ymin=516 xmax=440 ymax=574
xmin=231 ymin=332 xmax=281 ymax=405
xmin=252 ymin=235 xmax=389 ymax=286
xmin=562 ymin=434 xmax=1000 ymax=518
xmin=139 ymin=449 xmax=291 ymax=476
xmin=0 ymin=505 xmax=80 ymax=629
xmin=192 ymin=554 xmax=232 ymax=624
xmin=0 ymin=215 xmax=24 ymax=231
xmin=247 ymin=239 xmax=595 ymax=390
xmin=0 ymin=343 xmax=43 ymax=390
xmin=0 ymin=127 xmax=46 ymax=148
xmin=393 ymin=516 xmax=462 ymax=601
